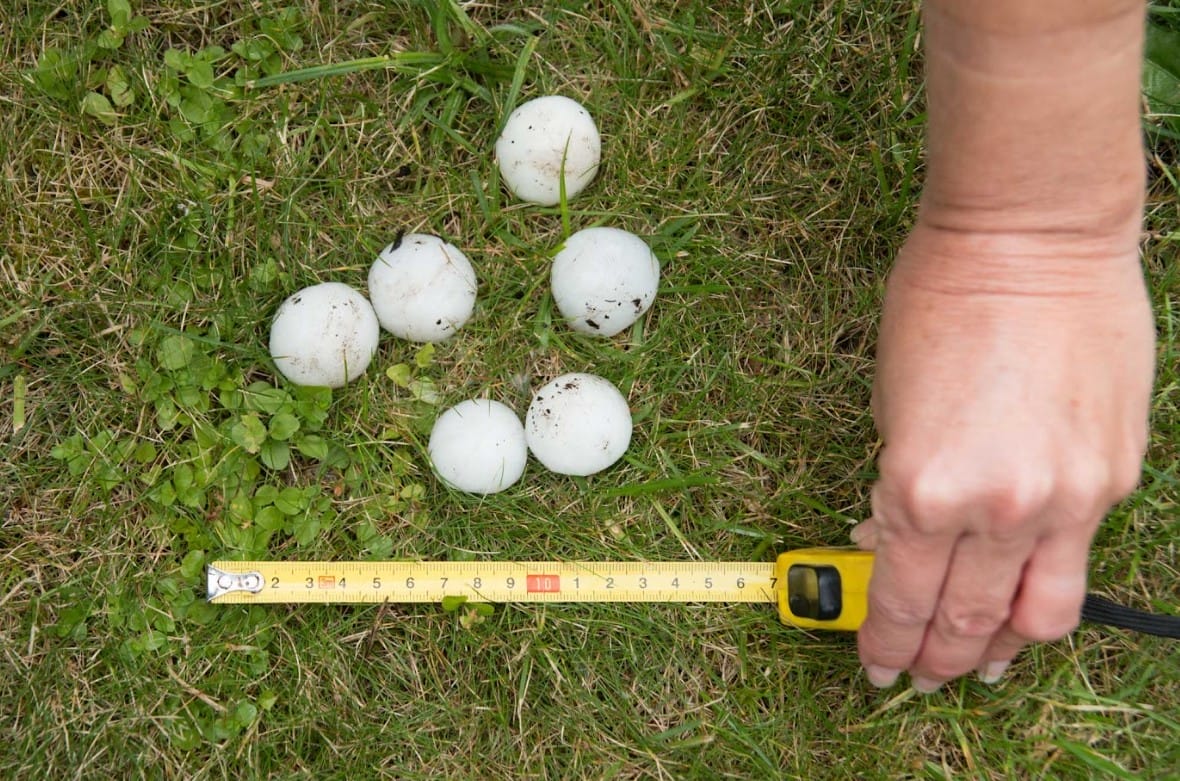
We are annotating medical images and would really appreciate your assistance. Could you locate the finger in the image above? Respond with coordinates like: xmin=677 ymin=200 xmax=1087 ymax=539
xmin=975 ymin=525 xmax=1094 ymax=684
xmin=859 ymin=534 xmax=953 ymax=686
xmin=907 ymin=533 xmax=1034 ymax=692
xmin=974 ymin=624 xmax=1025 ymax=684
xmin=858 ymin=494 xmax=956 ymax=687
xmin=849 ymin=518 xmax=879 ymax=550
xmin=1007 ymin=524 xmax=1093 ymax=643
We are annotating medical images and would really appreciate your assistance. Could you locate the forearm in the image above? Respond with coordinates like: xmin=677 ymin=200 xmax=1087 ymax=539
xmin=918 ymin=1 xmax=1147 ymax=246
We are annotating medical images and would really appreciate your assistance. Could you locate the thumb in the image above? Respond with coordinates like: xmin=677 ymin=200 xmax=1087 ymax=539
xmin=850 ymin=518 xmax=880 ymax=550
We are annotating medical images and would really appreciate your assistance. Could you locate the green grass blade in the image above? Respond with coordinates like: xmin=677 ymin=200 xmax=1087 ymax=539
xmin=248 ymin=51 xmax=449 ymax=88
xmin=496 ymin=34 xmax=539 ymax=136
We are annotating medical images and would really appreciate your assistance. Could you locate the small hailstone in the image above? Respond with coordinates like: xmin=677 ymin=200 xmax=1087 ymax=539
xmin=429 ymin=399 xmax=527 ymax=494
xmin=524 ymin=373 xmax=632 ymax=476
xmin=268 ymin=282 xmax=380 ymax=388
xmin=368 ymin=233 xmax=478 ymax=343
xmin=494 ymin=95 xmax=601 ymax=206
xmin=550 ymin=227 xmax=660 ymax=337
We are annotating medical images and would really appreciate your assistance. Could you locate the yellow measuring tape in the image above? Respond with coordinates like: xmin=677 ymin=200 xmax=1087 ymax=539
xmin=208 ymin=548 xmax=874 ymax=631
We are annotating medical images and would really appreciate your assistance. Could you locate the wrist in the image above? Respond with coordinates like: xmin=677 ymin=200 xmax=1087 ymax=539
xmin=892 ymin=219 xmax=1146 ymax=297
xmin=920 ymin=1 xmax=1147 ymax=237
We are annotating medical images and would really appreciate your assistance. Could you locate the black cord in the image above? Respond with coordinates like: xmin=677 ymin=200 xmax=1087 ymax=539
xmin=1082 ymin=593 xmax=1180 ymax=639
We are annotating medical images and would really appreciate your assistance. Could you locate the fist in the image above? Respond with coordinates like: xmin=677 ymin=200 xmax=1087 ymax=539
xmin=855 ymin=223 xmax=1154 ymax=691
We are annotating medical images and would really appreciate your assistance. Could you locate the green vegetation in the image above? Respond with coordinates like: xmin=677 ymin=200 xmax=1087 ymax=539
xmin=3 ymin=1 xmax=1178 ymax=778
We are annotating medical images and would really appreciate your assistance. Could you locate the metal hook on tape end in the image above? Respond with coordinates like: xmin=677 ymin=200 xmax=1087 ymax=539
xmin=207 ymin=565 xmax=264 ymax=600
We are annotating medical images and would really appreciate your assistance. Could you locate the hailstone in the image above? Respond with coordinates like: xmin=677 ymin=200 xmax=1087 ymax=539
xmin=551 ymin=227 xmax=660 ymax=337
xmin=368 ymin=234 xmax=477 ymax=343
xmin=495 ymin=95 xmax=601 ymax=206
xmin=268 ymin=282 xmax=380 ymax=388
xmin=429 ymin=399 xmax=528 ymax=494
xmin=525 ymin=373 xmax=632 ymax=476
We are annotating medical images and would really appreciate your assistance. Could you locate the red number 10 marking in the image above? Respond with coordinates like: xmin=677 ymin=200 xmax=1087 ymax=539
xmin=526 ymin=574 xmax=560 ymax=593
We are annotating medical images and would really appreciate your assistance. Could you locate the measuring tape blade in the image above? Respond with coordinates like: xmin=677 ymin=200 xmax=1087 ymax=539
xmin=208 ymin=561 xmax=778 ymax=605
xmin=207 ymin=550 xmax=875 ymax=632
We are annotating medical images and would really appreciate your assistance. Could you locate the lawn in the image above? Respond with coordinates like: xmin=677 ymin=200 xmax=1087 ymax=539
xmin=2 ymin=1 xmax=1179 ymax=778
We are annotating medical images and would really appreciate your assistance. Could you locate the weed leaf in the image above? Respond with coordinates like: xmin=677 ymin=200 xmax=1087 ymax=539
xmin=82 ymin=91 xmax=117 ymax=125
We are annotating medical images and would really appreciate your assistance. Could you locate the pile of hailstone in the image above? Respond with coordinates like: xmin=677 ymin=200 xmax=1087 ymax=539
xmin=267 ymin=96 xmax=659 ymax=494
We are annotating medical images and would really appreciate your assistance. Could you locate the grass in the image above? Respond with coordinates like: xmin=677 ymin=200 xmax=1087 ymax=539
xmin=2 ymin=1 xmax=1179 ymax=778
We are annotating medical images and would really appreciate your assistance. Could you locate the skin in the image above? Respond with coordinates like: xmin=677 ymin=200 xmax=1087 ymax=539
xmin=854 ymin=0 xmax=1155 ymax=692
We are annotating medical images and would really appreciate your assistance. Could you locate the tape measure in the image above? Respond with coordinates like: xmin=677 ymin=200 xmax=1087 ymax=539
xmin=208 ymin=548 xmax=874 ymax=631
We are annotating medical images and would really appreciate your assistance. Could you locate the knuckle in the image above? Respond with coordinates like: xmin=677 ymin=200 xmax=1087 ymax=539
xmin=1058 ymin=455 xmax=1109 ymax=508
xmin=1109 ymin=453 xmax=1144 ymax=501
xmin=889 ymin=463 xmax=1055 ymax=536
xmin=896 ymin=469 xmax=959 ymax=533
xmin=1057 ymin=450 xmax=1143 ymax=520
xmin=983 ymin=473 xmax=1054 ymax=533
xmin=867 ymin=591 xmax=932 ymax=629
xmin=935 ymin=602 xmax=1010 ymax=640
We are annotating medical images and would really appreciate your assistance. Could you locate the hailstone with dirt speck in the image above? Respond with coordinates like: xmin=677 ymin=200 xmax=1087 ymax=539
xmin=268 ymin=281 xmax=380 ymax=388
xmin=429 ymin=399 xmax=528 ymax=494
xmin=368 ymin=234 xmax=478 ymax=343
xmin=525 ymin=373 xmax=632 ymax=476
xmin=550 ymin=227 xmax=660 ymax=337
xmin=495 ymin=95 xmax=601 ymax=205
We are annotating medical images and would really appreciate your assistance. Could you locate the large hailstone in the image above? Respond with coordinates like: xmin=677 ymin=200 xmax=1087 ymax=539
xmin=551 ymin=227 xmax=660 ymax=337
xmin=525 ymin=373 xmax=632 ymax=476
xmin=368 ymin=234 xmax=477 ymax=342
xmin=429 ymin=399 xmax=528 ymax=494
xmin=269 ymin=282 xmax=380 ymax=388
xmin=494 ymin=95 xmax=601 ymax=206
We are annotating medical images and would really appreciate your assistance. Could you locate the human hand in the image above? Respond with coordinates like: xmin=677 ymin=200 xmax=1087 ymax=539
xmin=853 ymin=222 xmax=1154 ymax=692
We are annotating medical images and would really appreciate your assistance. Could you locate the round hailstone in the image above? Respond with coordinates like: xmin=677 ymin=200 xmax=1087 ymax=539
xmin=368 ymin=234 xmax=477 ymax=343
xmin=429 ymin=399 xmax=528 ymax=494
xmin=525 ymin=373 xmax=632 ymax=476
xmin=494 ymin=95 xmax=601 ymax=206
xmin=268 ymin=281 xmax=380 ymax=388
xmin=551 ymin=227 xmax=660 ymax=337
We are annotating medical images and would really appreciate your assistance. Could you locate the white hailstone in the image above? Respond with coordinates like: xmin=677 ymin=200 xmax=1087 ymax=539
xmin=494 ymin=95 xmax=601 ymax=206
xmin=368 ymin=234 xmax=478 ymax=343
xmin=550 ymin=226 xmax=660 ymax=337
xmin=268 ymin=282 xmax=380 ymax=388
xmin=428 ymin=399 xmax=528 ymax=494
xmin=525 ymin=373 xmax=632 ymax=476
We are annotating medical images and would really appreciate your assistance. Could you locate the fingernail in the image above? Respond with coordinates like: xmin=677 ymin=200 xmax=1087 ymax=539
xmin=911 ymin=676 xmax=942 ymax=694
xmin=978 ymin=661 xmax=1010 ymax=685
xmin=849 ymin=524 xmax=866 ymax=544
xmin=866 ymin=666 xmax=901 ymax=688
